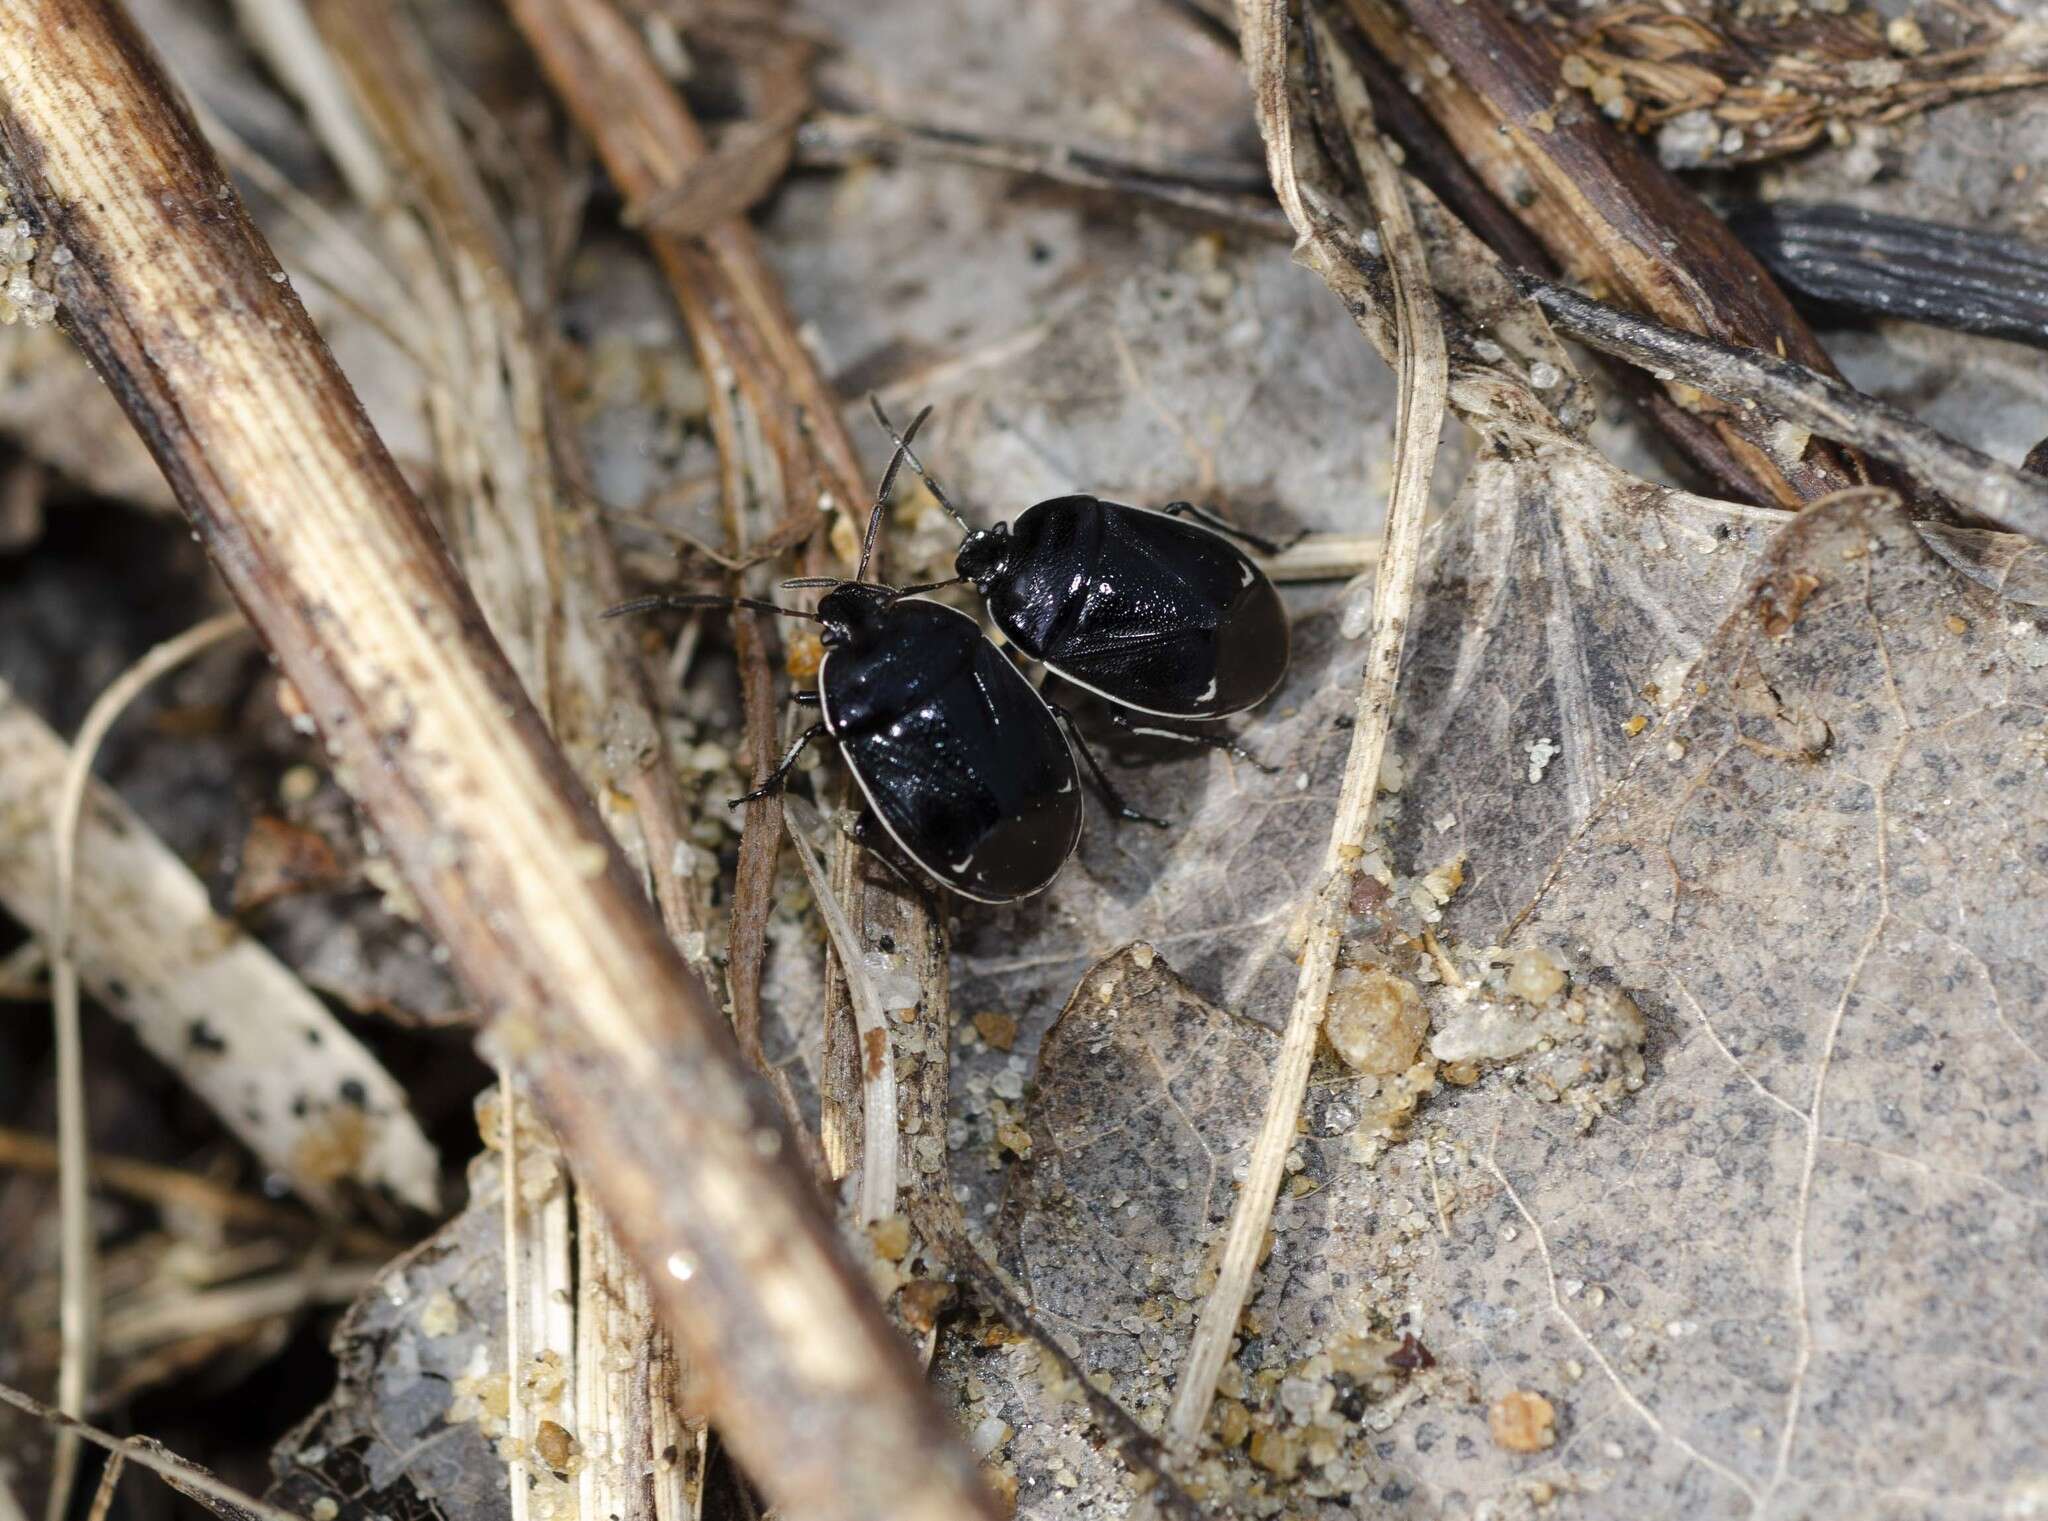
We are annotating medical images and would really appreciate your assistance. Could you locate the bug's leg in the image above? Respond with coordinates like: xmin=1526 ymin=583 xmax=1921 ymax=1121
xmin=1161 ymin=500 xmax=1305 ymax=556
xmin=1050 ymin=704 xmax=1170 ymax=828
xmin=731 ymin=721 xmax=829 ymax=806
xmin=1106 ymin=709 xmax=1281 ymax=774
xmin=847 ymin=807 xmax=886 ymax=848
xmin=789 ymin=689 xmax=822 ymax=707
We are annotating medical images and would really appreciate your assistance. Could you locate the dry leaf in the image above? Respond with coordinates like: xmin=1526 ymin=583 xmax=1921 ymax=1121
xmin=994 ymin=491 xmax=2048 ymax=1516
xmin=270 ymin=1154 xmax=512 ymax=1521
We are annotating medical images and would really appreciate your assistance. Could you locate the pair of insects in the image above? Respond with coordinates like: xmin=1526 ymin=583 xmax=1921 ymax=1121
xmin=609 ymin=402 xmax=1291 ymax=903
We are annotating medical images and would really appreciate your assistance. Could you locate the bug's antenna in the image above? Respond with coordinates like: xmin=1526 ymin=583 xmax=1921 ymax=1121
xmin=869 ymin=396 xmax=972 ymax=533
xmin=602 ymin=593 xmax=823 ymax=622
xmin=855 ymin=403 xmax=932 ymax=585
xmin=778 ymin=576 xmax=842 ymax=590
xmin=890 ymin=575 xmax=967 ymax=600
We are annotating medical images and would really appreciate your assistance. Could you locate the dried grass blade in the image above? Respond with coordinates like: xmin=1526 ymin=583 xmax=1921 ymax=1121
xmin=1165 ymin=0 xmax=1447 ymax=1454
xmin=82 ymin=1453 xmax=123 ymax=1521
xmin=45 ymin=611 xmax=245 ymax=1521
xmin=498 ymin=1069 xmax=531 ymax=1521
xmin=786 ymin=813 xmax=899 ymax=1225
xmin=0 ymin=1379 xmax=311 ymax=1521
xmin=1258 ymin=532 xmax=1378 ymax=582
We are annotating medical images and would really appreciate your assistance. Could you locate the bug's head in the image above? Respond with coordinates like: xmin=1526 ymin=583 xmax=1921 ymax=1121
xmin=815 ymin=581 xmax=893 ymax=647
xmin=954 ymin=522 xmax=1012 ymax=588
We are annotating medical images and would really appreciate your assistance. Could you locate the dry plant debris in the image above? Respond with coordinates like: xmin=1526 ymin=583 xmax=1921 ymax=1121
xmin=0 ymin=678 xmax=441 ymax=1213
xmin=271 ymin=1091 xmax=699 ymax=1521
xmin=0 ymin=2 xmax=987 ymax=1518
xmin=1568 ymin=2 xmax=2048 ymax=168
xmin=0 ymin=0 xmax=2044 ymax=1518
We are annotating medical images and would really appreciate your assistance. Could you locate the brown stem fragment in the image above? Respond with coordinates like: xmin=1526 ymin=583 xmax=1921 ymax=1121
xmin=500 ymin=0 xmax=867 ymax=526
xmin=1344 ymin=0 xmax=1872 ymax=506
xmin=0 ymin=8 xmax=992 ymax=1521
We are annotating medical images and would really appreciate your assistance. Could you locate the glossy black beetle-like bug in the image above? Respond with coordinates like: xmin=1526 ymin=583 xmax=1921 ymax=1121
xmin=607 ymin=419 xmax=1086 ymax=904
xmin=871 ymin=400 xmax=1291 ymax=723
xmin=802 ymin=583 xmax=1082 ymax=902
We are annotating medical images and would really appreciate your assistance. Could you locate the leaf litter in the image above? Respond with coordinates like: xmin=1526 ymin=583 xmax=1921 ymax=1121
xmin=2 ymin=0 xmax=2045 ymax=1517
xmin=991 ymin=488 xmax=2047 ymax=1517
xmin=888 ymin=22 xmax=2048 ymax=1517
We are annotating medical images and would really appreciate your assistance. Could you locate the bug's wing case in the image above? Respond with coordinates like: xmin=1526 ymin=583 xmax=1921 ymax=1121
xmin=826 ymin=600 xmax=1081 ymax=902
xmin=999 ymin=499 xmax=1288 ymax=718
xmin=982 ymin=495 xmax=1102 ymax=661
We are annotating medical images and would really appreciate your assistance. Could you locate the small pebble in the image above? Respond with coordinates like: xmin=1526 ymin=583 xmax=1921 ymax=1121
xmin=1886 ymin=15 xmax=1928 ymax=53
xmin=1488 ymin=1389 xmax=1557 ymax=1453
xmin=1507 ymin=948 xmax=1565 ymax=1004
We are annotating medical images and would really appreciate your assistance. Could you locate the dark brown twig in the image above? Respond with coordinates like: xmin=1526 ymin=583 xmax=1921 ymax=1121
xmin=1341 ymin=0 xmax=1876 ymax=506
xmin=795 ymin=110 xmax=1289 ymax=238
xmin=1521 ymin=275 xmax=2048 ymax=544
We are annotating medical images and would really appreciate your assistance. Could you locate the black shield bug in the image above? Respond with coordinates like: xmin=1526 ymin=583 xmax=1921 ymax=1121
xmin=869 ymin=400 xmax=1292 ymax=728
xmin=607 ymin=417 xmax=1087 ymax=903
